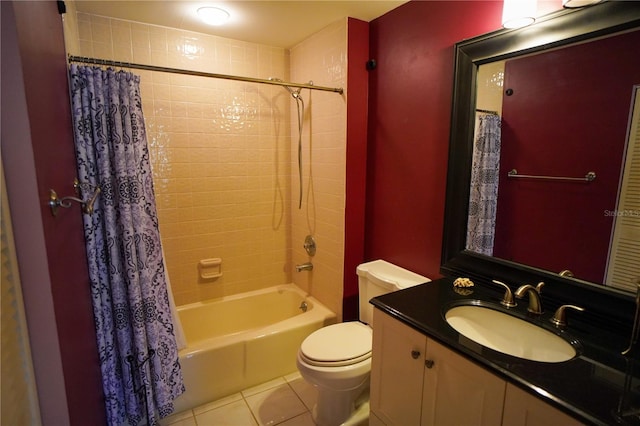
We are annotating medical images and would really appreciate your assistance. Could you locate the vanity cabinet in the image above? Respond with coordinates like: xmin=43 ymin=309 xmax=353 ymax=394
xmin=503 ymin=383 xmax=583 ymax=426
xmin=420 ymin=333 xmax=505 ymax=426
xmin=370 ymin=308 xmax=504 ymax=425
xmin=370 ymin=308 xmax=427 ymax=425
xmin=370 ymin=308 xmax=584 ymax=426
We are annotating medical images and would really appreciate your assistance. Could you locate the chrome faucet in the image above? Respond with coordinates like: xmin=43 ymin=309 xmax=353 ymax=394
xmin=296 ymin=262 xmax=313 ymax=272
xmin=514 ymin=282 xmax=545 ymax=314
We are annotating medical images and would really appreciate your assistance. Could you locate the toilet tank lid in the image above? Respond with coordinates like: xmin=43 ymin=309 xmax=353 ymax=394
xmin=356 ymin=259 xmax=430 ymax=289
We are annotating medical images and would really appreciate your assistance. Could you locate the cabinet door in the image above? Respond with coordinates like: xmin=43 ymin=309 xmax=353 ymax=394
xmin=502 ymin=383 xmax=584 ymax=426
xmin=371 ymin=308 xmax=427 ymax=425
xmin=369 ymin=411 xmax=387 ymax=426
xmin=421 ymin=339 xmax=506 ymax=426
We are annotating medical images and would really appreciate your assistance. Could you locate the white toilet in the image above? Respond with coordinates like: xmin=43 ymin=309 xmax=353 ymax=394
xmin=296 ymin=259 xmax=430 ymax=426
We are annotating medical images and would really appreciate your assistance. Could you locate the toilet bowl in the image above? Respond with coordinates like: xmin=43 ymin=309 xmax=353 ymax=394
xmin=296 ymin=260 xmax=430 ymax=426
xmin=297 ymin=322 xmax=372 ymax=426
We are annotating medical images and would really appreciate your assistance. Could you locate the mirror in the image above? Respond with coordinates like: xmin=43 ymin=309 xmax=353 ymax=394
xmin=470 ymin=30 xmax=640 ymax=291
xmin=442 ymin=2 xmax=640 ymax=325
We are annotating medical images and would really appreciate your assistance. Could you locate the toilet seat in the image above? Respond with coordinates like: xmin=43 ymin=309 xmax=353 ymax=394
xmin=299 ymin=322 xmax=372 ymax=367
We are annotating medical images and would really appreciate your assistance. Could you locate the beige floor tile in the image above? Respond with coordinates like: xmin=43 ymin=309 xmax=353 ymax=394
xmin=286 ymin=376 xmax=317 ymax=411
xmin=195 ymin=399 xmax=258 ymax=426
xmin=164 ymin=374 xmax=329 ymax=426
xmin=278 ymin=412 xmax=316 ymax=426
xmin=244 ymin=384 xmax=308 ymax=426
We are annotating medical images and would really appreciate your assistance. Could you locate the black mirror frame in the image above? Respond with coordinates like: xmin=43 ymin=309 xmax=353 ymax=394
xmin=441 ymin=2 xmax=640 ymax=333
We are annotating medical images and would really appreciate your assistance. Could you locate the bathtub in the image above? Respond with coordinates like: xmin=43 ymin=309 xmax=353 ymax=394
xmin=171 ymin=284 xmax=337 ymax=413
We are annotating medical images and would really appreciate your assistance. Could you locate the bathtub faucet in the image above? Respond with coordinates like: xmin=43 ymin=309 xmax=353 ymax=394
xmin=296 ymin=262 xmax=313 ymax=272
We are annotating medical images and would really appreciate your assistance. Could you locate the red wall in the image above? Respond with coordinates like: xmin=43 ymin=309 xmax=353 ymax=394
xmin=494 ymin=30 xmax=640 ymax=283
xmin=343 ymin=18 xmax=370 ymax=320
xmin=364 ymin=1 xmax=504 ymax=279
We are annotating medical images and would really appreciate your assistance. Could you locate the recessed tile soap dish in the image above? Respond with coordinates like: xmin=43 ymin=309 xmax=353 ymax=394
xmin=199 ymin=258 xmax=222 ymax=280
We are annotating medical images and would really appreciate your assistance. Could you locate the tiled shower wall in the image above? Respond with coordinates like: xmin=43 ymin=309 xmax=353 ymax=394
xmin=66 ymin=9 xmax=347 ymax=316
xmin=289 ymin=21 xmax=347 ymax=319
xmin=71 ymin=12 xmax=291 ymax=305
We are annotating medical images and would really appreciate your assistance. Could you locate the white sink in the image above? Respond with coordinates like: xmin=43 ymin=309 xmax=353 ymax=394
xmin=445 ymin=305 xmax=577 ymax=363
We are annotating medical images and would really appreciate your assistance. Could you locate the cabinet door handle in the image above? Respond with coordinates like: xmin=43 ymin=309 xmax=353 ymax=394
xmin=425 ymin=359 xmax=434 ymax=369
xmin=411 ymin=350 xmax=421 ymax=359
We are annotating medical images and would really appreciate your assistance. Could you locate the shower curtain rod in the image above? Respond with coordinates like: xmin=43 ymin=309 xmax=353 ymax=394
xmin=476 ymin=108 xmax=498 ymax=114
xmin=68 ymin=55 xmax=344 ymax=95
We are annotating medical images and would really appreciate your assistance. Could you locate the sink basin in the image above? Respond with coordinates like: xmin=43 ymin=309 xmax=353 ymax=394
xmin=445 ymin=304 xmax=578 ymax=363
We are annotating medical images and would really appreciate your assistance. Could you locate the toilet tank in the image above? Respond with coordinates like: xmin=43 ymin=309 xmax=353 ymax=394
xmin=357 ymin=260 xmax=430 ymax=325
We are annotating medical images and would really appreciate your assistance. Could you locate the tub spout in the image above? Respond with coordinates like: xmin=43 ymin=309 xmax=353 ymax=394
xmin=296 ymin=262 xmax=313 ymax=272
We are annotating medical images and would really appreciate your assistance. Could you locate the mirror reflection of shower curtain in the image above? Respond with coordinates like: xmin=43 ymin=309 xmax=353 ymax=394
xmin=466 ymin=112 xmax=501 ymax=255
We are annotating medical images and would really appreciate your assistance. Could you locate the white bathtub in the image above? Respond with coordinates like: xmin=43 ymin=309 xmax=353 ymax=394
xmin=171 ymin=284 xmax=337 ymax=413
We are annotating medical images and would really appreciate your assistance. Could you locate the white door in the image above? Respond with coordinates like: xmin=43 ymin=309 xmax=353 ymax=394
xmin=606 ymin=85 xmax=640 ymax=292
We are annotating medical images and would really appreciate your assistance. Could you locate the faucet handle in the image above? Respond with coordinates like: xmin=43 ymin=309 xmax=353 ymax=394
xmin=535 ymin=281 xmax=545 ymax=294
xmin=492 ymin=280 xmax=517 ymax=307
xmin=550 ymin=304 xmax=585 ymax=328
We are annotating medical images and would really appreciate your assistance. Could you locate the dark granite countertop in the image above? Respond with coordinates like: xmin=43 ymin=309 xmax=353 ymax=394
xmin=370 ymin=277 xmax=640 ymax=426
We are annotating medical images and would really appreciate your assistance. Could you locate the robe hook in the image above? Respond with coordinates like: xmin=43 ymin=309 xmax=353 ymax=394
xmin=49 ymin=179 xmax=101 ymax=217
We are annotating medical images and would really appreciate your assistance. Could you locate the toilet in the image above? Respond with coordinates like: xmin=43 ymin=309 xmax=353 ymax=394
xmin=296 ymin=259 xmax=430 ymax=426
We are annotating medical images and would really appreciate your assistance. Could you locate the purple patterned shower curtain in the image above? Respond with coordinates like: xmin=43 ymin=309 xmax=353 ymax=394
xmin=466 ymin=111 xmax=501 ymax=256
xmin=69 ymin=64 xmax=184 ymax=425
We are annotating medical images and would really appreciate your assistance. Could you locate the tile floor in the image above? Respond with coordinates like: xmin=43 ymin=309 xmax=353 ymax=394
xmin=160 ymin=372 xmax=320 ymax=426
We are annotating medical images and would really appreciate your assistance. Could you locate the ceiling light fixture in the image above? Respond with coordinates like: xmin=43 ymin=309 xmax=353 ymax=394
xmin=502 ymin=0 xmax=536 ymax=29
xmin=562 ymin=0 xmax=602 ymax=8
xmin=197 ymin=6 xmax=230 ymax=26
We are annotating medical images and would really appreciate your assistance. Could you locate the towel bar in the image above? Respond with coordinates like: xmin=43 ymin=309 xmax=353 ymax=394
xmin=507 ymin=169 xmax=596 ymax=182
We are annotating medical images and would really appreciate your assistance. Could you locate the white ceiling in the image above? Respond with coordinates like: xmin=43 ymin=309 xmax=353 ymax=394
xmin=73 ymin=1 xmax=408 ymax=48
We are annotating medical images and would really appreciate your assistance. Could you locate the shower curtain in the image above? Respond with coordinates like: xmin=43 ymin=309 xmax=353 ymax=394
xmin=466 ymin=111 xmax=501 ymax=256
xmin=69 ymin=64 xmax=184 ymax=425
